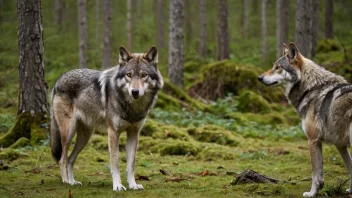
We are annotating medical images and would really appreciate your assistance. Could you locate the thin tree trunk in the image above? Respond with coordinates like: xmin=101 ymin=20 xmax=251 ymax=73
xmin=78 ymin=0 xmax=88 ymax=68
xmin=95 ymin=0 xmax=100 ymax=44
xmin=276 ymin=0 xmax=289 ymax=58
xmin=184 ymin=0 xmax=193 ymax=48
xmin=55 ymin=0 xmax=64 ymax=31
xmin=325 ymin=0 xmax=334 ymax=39
xmin=127 ymin=0 xmax=132 ymax=49
xmin=216 ymin=0 xmax=229 ymax=61
xmin=295 ymin=0 xmax=311 ymax=58
xmin=102 ymin=0 xmax=112 ymax=69
xmin=310 ymin=0 xmax=319 ymax=57
xmin=156 ymin=0 xmax=165 ymax=49
xmin=261 ymin=0 xmax=267 ymax=64
xmin=168 ymin=0 xmax=184 ymax=87
xmin=243 ymin=0 xmax=249 ymax=38
xmin=199 ymin=0 xmax=207 ymax=58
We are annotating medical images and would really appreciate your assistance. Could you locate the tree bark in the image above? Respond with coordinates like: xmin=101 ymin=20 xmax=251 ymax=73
xmin=199 ymin=0 xmax=207 ymax=58
xmin=310 ymin=0 xmax=319 ymax=57
xmin=0 ymin=0 xmax=50 ymax=148
xmin=55 ymin=0 xmax=64 ymax=31
xmin=325 ymin=0 xmax=334 ymax=39
xmin=216 ymin=0 xmax=229 ymax=61
xmin=243 ymin=0 xmax=249 ymax=38
xmin=78 ymin=0 xmax=88 ymax=68
xmin=276 ymin=0 xmax=289 ymax=58
xmin=168 ymin=0 xmax=184 ymax=87
xmin=295 ymin=0 xmax=311 ymax=58
xmin=102 ymin=0 xmax=112 ymax=69
xmin=261 ymin=0 xmax=268 ymax=64
xmin=127 ymin=0 xmax=132 ymax=49
xmin=156 ymin=0 xmax=165 ymax=49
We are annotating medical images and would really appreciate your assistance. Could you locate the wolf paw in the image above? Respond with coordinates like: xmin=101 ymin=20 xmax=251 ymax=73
xmin=129 ymin=184 xmax=144 ymax=190
xmin=70 ymin=181 xmax=82 ymax=186
xmin=114 ymin=184 xmax=127 ymax=191
xmin=303 ymin=192 xmax=317 ymax=197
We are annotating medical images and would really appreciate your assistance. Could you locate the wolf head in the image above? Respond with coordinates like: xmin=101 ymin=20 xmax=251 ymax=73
xmin=258 ymin=42 xmax=303 ymax=88
xmin=116 ymin=46 xmax=163 ymax=100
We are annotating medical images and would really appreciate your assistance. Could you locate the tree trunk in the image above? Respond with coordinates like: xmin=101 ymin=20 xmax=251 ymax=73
xmin=55 ymin=0 xmax=64 ymax=31
xmin=184 ymin=0 xmax=193 ymax=48
xmin=95 ymin=0 xmax=100 ymax=44
xmin=243 ymin=0 xmax=249 ymax=38
xmin=261 ymin=0 xmax=267 ymax=64
xmin=156 ymin=0 xmax=165 ymax=49
xmin=78 ymin=0 xmax=88 ymax=68
xmin=102 ymin=0 xmax=112 ymax=69
xmin=168 ymin=0 xmax=184 ymax=87
xmin=276 ymin=0 xmax=289 ymax=58
xmin=295 ymin=0 xmax=311 ymax=58
xmin=127 ymin=0 xmax=132 ymax=49
xmin=199 ymin=0 xmax=207 ymax=58
xmin=0 ymin=0 xmax=49 ymax=148
xmin=325 ymin=0 xmax=334 ymax=39
xmin=310 ymin=0 xmax=319 ymax=57
xmin=216 ymin=0 xmax=229 ymax=61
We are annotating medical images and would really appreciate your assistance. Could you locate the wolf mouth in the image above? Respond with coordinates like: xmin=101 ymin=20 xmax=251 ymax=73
xmin=264 ymin=81 xmax=278 ymax=86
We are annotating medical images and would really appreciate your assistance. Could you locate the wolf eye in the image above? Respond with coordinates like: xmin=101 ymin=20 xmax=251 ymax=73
xmin=141 ymin=73 xmax=148 ymax=78
xmin=126 ymin=73 xmax=132 ymax=78
xmin=275 ymin=65 xmax=281 ymax=70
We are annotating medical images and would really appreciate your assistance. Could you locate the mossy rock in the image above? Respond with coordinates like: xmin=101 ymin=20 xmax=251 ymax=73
xmin=141 ymin=119 xmax=191 ymax=141
xmin=228 ymin=112 xmax=288 ymax=126
xmin=157 ymin=140 xmax=200 ymax=156
xmin=187 ymin=60 xmax=285 ymax=102
xmin=0 ymin=148 xmax=25 ymax=161
xmin=187 ymin=125 xmax=240 ymax=146
xmin=9 ymin=137 xmax=30 ymax=149
xmin=237 ymin=90 xmax=272 ymax=113
xmin=199 ymin=144 xmax=235 ymax=161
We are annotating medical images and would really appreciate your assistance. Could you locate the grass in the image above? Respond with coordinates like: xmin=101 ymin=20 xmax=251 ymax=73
xmin=0 ymin=130 xmax=351 ymax=198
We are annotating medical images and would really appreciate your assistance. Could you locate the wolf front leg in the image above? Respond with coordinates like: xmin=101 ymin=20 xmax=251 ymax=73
xmin=126 ymin=122 xmax=144 ymax=190
xmin=303 ymin=140 xmax=324 ymax=197
xmin=336 ymin=146 xmax=352 ymax=194
xmin=108 ymin=126 xmax=126 ymax=191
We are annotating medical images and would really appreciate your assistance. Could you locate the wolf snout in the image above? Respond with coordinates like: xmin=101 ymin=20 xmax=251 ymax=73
xmin=131 ymin=89 xmax=139 ymax=98
xmin=258 ymin=75 xmax=264 ymax=82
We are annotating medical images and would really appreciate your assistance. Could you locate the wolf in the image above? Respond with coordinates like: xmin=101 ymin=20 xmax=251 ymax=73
xmin=50 ymin=46 xmax=163 ymax=191
xmin=258 ymin=42 xmax=352 ymax=197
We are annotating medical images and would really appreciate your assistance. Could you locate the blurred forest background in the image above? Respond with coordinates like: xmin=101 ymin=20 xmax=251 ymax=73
xmin=0 ymin=0 xmax=352 ymax=197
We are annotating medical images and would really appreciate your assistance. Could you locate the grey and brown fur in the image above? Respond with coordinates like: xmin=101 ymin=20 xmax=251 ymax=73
xmin=258 ymin=42 xmax=352 ymax=197
xmin=50 ymin=46 xmax=163 ymax=191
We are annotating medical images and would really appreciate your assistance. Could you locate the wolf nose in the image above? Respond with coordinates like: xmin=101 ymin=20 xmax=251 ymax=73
xmin=258 ymin=75 xmax=263 ymax=82
xmin=131 ymin=89 xmax=139 ymax=97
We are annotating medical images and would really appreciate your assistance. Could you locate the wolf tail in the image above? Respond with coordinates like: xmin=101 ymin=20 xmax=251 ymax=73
xmin=50 ymin=88 xmax=62 ymax=163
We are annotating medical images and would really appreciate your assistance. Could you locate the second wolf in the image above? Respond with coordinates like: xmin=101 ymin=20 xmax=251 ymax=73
xmin=50 ymin=46 xmax=163 ymax=191
xmin=258 ymin=43 xmax=352 ymax=197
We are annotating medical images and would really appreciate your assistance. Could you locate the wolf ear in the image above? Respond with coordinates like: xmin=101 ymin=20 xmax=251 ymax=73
xmin=287 ymin=42 xmax=299 ymax=60
xmin=282 ymin=43 xmax=289 ymax=56
xmin=144 ymin=46 xmax=158 ymax=67
xmin=119 ymin=45 xmax=133 ymax=65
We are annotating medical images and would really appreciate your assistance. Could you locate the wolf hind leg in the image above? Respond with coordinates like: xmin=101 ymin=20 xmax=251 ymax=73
xmin=67 ymin=121 xmax=93 ymax=185
xmin=336 ymin=146 xmax=352 ymax=194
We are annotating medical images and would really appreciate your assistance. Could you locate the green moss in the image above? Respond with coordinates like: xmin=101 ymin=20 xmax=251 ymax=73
xmin=237 ymin=90 xmax=272 ymax=113
xmin=141 ymin=119 xmax=191 ymax=141
xmin=199 ymin=145 xmax=235 ymax=161
xmin=0 ymin=148 xmax=24 ymax=161
xmin=9 ymin=137 xmax=30 ymax=149
xmin=317 ymin=39 xmax=340 ymax=53
xmin=228 ymin=112 xmax=288 ymax=126
xmin=187 ymin=125 xmax=239 ymax=146
xmin=158 ymin=140 xmax=200 ymax=156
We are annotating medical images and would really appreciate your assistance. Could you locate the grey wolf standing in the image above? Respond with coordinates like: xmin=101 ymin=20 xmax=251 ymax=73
xmin=50 ymin=46 xmax=163 ymax=191
xmin=258 ymin=42 xmax=352 ymax=197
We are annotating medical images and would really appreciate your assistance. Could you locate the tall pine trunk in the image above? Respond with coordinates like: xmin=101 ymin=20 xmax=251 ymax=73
xmin=127 ymin=0 xmax=132 ymax=49
xmin=261 ymin=0 xmax=267 ymax=64
xmin=325 ymin=0 xmax=334 ymax=39
xmin=78 ymin=0 xmax=88 ymax=68
xmin=156 ymin=0 xmax=165 ymax=49
xmin=0 ymin=0 xmax=49 ymax=148
xmin=102 ymin=0 xmax=112 ymax=69
xmin=276 ymin=0 xmax=289 ymax=58
xmin=199 ymin=0 xmax=207 ymax=58
xmin=295 ymin=0 xmax=311 ymax=58
xmin=168 ymin=0 xmax=184 ymax=87
xmin=216 ymin=0 xmax=229 ymax=60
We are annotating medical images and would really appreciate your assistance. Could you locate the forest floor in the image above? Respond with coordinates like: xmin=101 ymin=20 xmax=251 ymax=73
xmin=0 ymin=128 xmax=350 ymax=198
